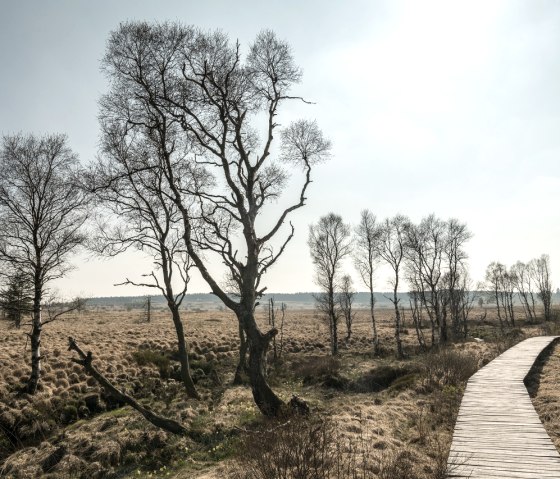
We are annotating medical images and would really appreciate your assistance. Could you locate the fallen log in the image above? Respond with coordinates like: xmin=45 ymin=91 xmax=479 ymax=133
xmin=67 ymin=336 xmax=187 ymax=436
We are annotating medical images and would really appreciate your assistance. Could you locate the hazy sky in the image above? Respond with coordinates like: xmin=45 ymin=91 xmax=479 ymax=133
xmin=1 ymin=0 xmax=559 ymax=297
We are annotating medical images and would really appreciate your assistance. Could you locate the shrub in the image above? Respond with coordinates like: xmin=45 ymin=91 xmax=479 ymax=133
xmin=422 ymin=348 xmax=478 ymax=389
xmin=231 ymin=416 xmax=378 ymax=479
xmin=292 ymin=356 xmax=340 ymax=384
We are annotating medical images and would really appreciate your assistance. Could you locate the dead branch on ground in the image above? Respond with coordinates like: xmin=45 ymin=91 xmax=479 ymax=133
xmin=67 ymin=336 xmax=187 ymax=436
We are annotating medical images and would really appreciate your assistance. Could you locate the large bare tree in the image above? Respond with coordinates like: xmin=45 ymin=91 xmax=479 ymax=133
xmin=353 ymin=209 xmax=381 ymax=353
xmin=100 ymin=23 xmax=330 ymax=416
xmin=0 ymin=134 xmax=88 ymax=393
xmin=88 ymin=126 xmax=200 ymax=398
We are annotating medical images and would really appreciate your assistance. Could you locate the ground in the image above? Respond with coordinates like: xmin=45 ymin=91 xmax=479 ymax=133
xmin=0 ymin=305 xmax=557 ymax=478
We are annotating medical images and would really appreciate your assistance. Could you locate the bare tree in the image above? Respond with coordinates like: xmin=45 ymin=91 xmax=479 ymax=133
xmin=0 ymin=134 xmax=88 ymax=393
xmin=443 ymin=219 xmax=472 ymax=339
xmin=266 ymin=297 xmax=279 ymax=362
xmin=353 ymin=209 xmax=381 ymax=353
xmin=101 ymin=23 xmax=330 ymax=416
xmin=377 ymin=215 xmax=410 ymax=359
xmin=404 ymin=215 xmax=446 ymax=344
xmin=448 ymin=273 xmax=476 ymax=338
xmin=485 ymin=262 xmax=504 ymax=329
xmin=485 ymin=262 xmax=515 ymax=329
xmin=533 ymin=254 xmax=553 ymax=321
xmin=408 ymin=290 xmax=426 ymax=350
xmin=511 ymin=261 xmax=537 ymax=322
xmin=338 ymin=274 xmax=356 ymax=342
xmin=265 ymin=299 xmax=287 ymax=362
xmin=143 ymin=296 xmax=152 ymax=323
xmin=503 ymin=268 xmax=517 ymax=326
xmin=88 ymin=129 xmax=200 ymax=398
xmin=404 ymin=216 xmax=472 ymax=344
xmin=278 ymin=302 xmax=287 ymax=360
xmin=308 ymin=213 xmax=351 ymax=356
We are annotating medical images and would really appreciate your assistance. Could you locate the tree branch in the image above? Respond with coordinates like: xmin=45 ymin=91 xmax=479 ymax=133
xmin=67 ymin=337 xmax=188 ymax=436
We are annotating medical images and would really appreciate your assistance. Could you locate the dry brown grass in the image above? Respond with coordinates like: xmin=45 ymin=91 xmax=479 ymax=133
xmin=528 ymin=338 xmax=560 ymax=451
xmin=0 ymin=305 xmax=554 ymax=478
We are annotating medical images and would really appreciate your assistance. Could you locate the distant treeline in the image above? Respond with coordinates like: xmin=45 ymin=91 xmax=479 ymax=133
xmin=84 ymin=292 xmax=560 ymax=309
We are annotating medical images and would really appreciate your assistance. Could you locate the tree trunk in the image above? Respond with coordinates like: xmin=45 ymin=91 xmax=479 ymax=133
xmin=543 ymin=293 xmax=551 ymax=321
xmin=369 ymin=290 xmax=379 ymax=355
xmin=332 ymin=317 xmax=338 ymax=355
xmin=509 ymin=293 xmax=515 ymax=327
xmin=170 ymin=305 xmax=199 ymax=399
xmin=461 ymin=303 xmax=468 ymax=339
xmin=495 ymin=289 xmax=503 ymax=330
xmin=530 ymin=293 xmax=537 ymax=320
xmin=27 ymin=284 xmax=42 ymax=394
xmin=233 ymin=321 xmax=249 ymax=385
xmin=440 ymin=308 xmax=448 ymax=343
xmin=411 ymin=299 xmax=426 ymax=350
xmin=28 ymin=319 xmax=42 ymax=394
xmin=328 ymin=284 xmax=338 ymax=355
xmin=393 ymin=291 xmax=403 ymax=359
xmin=239 ymin=308 xmax=284 ymax=417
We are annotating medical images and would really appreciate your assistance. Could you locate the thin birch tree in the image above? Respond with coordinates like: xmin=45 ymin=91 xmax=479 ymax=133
xmin=0 ymin=134 xmax=88 ymax=393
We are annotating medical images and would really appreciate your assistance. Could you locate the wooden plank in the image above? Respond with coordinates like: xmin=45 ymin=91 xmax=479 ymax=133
xmin=447 ymin=336 xmax=560 ymax=478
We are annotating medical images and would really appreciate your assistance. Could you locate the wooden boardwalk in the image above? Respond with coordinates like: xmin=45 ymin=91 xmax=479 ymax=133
xmin=448 ymin=336 xmax=560 ymax=479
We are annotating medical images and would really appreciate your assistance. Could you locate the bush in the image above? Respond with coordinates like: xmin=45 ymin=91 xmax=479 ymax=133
xmin=231 ymin=416 xmax=377 ymax=479
xmin=422 ymin=348 xmax=478 ymax=389
xmin=292 ymin=356 xmax=340 ymax=385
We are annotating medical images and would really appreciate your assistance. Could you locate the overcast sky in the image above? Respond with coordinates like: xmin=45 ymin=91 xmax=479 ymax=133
xmin=1 ymin=0 xmax=559 ymax=297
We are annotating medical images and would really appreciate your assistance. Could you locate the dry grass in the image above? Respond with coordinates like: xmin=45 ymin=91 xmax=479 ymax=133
xmin=527 ymin=338 xmax=560 ymax=451
xmin=0 ymin=305 xmax=554 ymax=478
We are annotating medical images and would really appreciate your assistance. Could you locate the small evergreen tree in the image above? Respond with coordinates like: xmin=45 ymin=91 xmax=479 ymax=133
xmin=1 ymin=272 xmax=32 ymax=328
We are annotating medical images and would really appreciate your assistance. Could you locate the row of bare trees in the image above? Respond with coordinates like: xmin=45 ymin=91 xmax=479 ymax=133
xmin=309 ymin=210 xmax=555 ymax=359
xmin=484 ymin=254 xmax=553 ymax=328
xmin=309 ymin=212 xmax=477 ymax=358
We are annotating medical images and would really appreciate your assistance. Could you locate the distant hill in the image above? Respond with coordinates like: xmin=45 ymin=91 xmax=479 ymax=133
xmin=84 ymin=291 xmax=560 ymax=311
xmin=85 ymin=292 xmax=402 ymax=310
